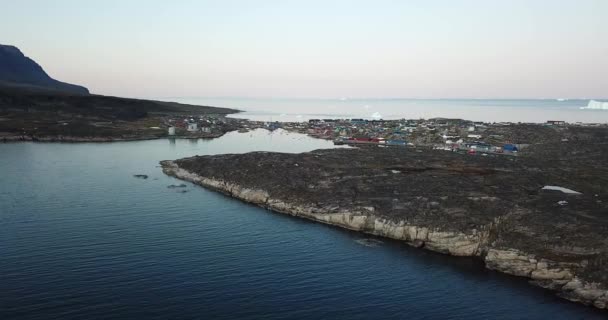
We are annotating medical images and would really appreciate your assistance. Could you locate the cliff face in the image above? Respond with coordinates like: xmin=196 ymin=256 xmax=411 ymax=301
xmin=0 ymin=44 xmax=89 ymax=94
xmin=161 ymin=141 xmax=608 ymax=309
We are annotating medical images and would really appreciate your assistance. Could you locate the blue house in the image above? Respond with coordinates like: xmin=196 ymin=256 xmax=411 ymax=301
xmin=387 ymin=140 xmax=407 ymax=146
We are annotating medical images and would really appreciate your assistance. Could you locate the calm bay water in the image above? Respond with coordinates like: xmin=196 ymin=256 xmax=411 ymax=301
xmin=167 ymin=97 xmax=608 ymax=123
xmin=1 ymin=129 xmax=605 ymax=319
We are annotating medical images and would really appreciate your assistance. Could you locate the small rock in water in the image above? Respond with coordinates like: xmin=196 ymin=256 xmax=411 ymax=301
xmin=167 ymin=184 xmax=187 ymax=188
xmin=412 ymin=239 xmax=425 ymax=248
xmin=133 ymin=174 xmax=148 ymax=179
xmin=355 ymin=238 xmax=383 ymax=247
xmin=177 ymin=189 xmax=189 ymax=193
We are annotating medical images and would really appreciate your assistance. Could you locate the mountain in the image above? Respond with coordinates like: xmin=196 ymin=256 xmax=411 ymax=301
xmin=0 ymin=44 xmax=89 ymax=94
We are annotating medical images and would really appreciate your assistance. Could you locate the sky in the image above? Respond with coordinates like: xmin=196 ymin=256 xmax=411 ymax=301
xmin=1 ymin=0 xmax=607 ymax=99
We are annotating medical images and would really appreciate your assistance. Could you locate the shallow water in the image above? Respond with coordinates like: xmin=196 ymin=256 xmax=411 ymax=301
xmin=1 ymin=129 xmax=605 ymax=319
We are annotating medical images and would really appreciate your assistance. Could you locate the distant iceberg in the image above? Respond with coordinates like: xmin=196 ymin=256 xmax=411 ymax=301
xmin=580 ymin=100 xmax=608 ymax=110
xmin=371 ymin=112 xmax=382 ymax=119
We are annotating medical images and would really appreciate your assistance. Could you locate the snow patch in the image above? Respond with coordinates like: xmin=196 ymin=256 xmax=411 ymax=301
xmin=542 ymin=186 xmax=582 ymax=195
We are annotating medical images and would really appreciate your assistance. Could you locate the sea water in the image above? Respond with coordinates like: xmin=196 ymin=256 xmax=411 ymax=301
xmin=1 ymin=129 xmax=605 ymax=319
xmin=167 ymin=97 xmax=608 ymax=123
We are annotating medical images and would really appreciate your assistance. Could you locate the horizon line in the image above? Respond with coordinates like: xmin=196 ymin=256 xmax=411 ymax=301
xmin=147 ymin=95 xmax=608 ymax=101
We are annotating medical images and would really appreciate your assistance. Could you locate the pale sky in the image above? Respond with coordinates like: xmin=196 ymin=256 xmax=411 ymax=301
xmin=1 ymin=0 xmax=606 ymax=98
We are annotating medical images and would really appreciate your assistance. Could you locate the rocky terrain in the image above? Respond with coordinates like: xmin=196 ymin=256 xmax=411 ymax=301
xmin=0 ymin=88 xmax=239 ymax=142
xmin=161 ymin=128 xmax=608 ymax=309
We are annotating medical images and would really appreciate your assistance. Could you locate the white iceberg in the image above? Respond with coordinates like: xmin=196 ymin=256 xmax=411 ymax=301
xmin=371 ymin=112 xmax=382 ymax=119
xmin=580 ymin=100 xmax=608 ymax=110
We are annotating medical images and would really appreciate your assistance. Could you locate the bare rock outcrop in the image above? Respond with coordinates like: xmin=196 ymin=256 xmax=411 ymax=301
xmin=161 ymin=145 xmax=608 ymax=309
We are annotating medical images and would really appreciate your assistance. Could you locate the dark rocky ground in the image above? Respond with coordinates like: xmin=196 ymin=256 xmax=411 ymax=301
xmin=1 ymin=43 xmax=240 ymax=141
xmin=0 ymin=85 xmax=239 ymax=142
xmin=165 ymin=125 xmax=608 ymax=308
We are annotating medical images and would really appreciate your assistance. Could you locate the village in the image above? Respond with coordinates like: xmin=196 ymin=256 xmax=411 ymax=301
xmin=300 ymin=118 xmax=532 ymax=156
xmin=161 ymin=113 xmax=607 ymax=157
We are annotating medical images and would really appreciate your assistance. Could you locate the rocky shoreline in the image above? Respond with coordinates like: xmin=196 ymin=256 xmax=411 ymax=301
xmin=1 ymin=134 xmax=161 ymax=143
xmin=161 ymin=145 xmax=608 ymax=310
xmin=0 ymin=132 xmax=230 ymax=143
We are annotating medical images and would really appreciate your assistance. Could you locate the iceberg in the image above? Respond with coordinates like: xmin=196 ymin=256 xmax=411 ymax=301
xmin=580 ymin=100 xmax=608 ymax=110
xmin=371 ymin=112 xmax=382 ymax=119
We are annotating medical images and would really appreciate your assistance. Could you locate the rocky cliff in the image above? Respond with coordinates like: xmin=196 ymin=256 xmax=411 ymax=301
xmin=0 ymin=44 xmax=88 ymax=94
xmin=161 ymin=141 xmax=608 ymax=309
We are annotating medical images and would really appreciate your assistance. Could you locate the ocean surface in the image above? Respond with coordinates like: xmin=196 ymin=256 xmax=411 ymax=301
xmin=168 ymin=97 xmax=608 ymax=123
xmin=1 ymin=129 xmax=606 ymax=319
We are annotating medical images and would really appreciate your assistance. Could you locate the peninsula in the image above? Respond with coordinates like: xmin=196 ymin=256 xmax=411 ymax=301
xmin=0 ymin=44 xmax=239 ymax=142
xmin=162 ymin=125 xmax=608 ymax=309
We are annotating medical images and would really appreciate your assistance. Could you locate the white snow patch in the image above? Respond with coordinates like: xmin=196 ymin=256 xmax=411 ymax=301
xmin=391 ymin=170 xmax=401 ymax=174
xmin=542 ymin=186 xmax=582 ymax=195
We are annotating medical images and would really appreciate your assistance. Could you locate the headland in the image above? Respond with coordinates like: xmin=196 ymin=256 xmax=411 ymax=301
xmin=161 ymin=123 xmax=608 ymax=309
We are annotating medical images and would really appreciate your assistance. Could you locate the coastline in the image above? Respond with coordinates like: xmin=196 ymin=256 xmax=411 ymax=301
xmin=0 ymin=84 xmax=244 ymax=144
xmin=1 ymin=134 xmax=163 ymax=143
xmin=160 ymin=158 xmax=608 ymax=310
xmin=0 ymin=132 xmax=229 ymax=143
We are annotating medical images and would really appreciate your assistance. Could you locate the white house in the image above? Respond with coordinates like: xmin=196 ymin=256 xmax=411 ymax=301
xmin=187 ymin=122 xmax=198 ymax=132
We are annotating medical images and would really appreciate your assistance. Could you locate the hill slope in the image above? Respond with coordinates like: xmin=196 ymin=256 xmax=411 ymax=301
xmin=0 ymin=44 xmax=89 ymax=94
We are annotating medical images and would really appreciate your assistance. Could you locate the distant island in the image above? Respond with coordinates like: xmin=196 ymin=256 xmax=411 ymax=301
xmin=0 ymin=44 xmax=239 ymax=142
